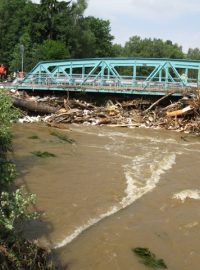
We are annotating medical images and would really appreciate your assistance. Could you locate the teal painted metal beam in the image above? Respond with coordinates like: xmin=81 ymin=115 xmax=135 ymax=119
xmin=5 ymin=84 xmax=193 ymax=97
xmin=22 ymin=58 xmax=200 ymax=95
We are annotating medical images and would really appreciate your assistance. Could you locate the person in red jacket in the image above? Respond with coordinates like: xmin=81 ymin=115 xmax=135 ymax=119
xmin=0 ymin=64 xmax=7 ymax=81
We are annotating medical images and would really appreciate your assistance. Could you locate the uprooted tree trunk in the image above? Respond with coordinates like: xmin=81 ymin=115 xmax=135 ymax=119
xmin=12 ymin=97 xmax=58 ymax=114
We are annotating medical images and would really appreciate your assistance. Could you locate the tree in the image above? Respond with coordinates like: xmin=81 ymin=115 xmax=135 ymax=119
xmin=9 ymin=32 xmax=33 ymax=72
xmin=124 ymin=36 xmax=142 ymax=57
xmin=0 ymin=0 xmax=36 ymax=66
xmin=124 ymin=36 xmax=184 ymax=59
xmin=39 ymin=0 xmax=73 ymax=40
xmin=83 ymin=16 xmax=114 ymax=57
xmin=31 ymin=39 xmax=70 ymax=65
xmin=187 ymin=48 xmax=200 ymax=60
xmin=111 ymin=44 xmax=124 ymax=57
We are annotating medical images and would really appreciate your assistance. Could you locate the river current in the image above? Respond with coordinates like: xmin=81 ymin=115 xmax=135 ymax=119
xmin=13 ymin=124 xmax=200 ymax=270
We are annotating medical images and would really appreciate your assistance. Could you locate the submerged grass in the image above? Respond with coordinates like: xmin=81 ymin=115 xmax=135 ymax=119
xmin=31 ymin=151 xmax=56 ymax=158
xmin=50 ymin=131 xmax=75 ymax=144
xmin=132 ymin=247 xmax=167 ymax=269
xmin=28 ymin=135 xmax=39 ymax=140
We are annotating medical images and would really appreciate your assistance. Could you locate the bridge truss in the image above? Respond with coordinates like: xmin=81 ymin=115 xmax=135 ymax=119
xmin=21 ymin=58 xmax=200 ymax=95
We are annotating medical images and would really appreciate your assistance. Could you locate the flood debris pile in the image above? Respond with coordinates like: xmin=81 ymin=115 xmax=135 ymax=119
xmin=47 ymin=98 xmax=150 ymax=127
xmin=142 ymin=93 xmax=200 ymax=133
xmin=10 ymin=89 xmax=200 ymax=134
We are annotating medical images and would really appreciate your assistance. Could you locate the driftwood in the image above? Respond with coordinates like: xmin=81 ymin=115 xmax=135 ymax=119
xmin=12 ymin=97 xmax=58 ymax=114
xmin=11 ymin=89 xmax=200 ymax=134
xmin=70 ymin=99 xmax=96 ymax=109
xmin=166 ymin=105 xmax=193 ymax=117
xmin=144 ymin=92 xmax=173 ymax=113
xmin=162 ymin=101 xmax=181 ymax=112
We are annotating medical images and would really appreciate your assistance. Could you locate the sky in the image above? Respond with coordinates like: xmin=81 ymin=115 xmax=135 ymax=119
xmin=33 ymin=0 xmax=200 ymax=52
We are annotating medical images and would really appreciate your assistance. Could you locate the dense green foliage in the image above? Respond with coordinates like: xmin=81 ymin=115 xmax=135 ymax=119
xmin=0 ymin=188 xmax=38 ymax=231
xmin=0 ymin=91 xmax=20 ymax=187
xmin=0 ymin=0 xmax=199 ymax=73
xmin=187 ymin=48 xmax=200 ymax=60
xmin=123 ymin=36 xmax=184 ymax=59
xmin=0 ymin=0 xmax=114 ymax=71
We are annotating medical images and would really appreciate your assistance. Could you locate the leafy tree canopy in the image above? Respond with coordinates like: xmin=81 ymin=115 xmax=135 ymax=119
xmin=0 ymin=0 xmax=199 ymax=73
xmin=124 ymin=36 xmax=184 ymax=59
xmin=32 ymin=39 xmax=70 ymax=64
xmin=187 ymin=48 xmax=200 ymax=60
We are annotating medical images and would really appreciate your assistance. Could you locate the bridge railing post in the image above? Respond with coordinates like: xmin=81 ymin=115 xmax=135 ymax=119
xmin=159 ymin=70 xmax=162 ymax=82
xmin=133 ymin=62 xmax=137 ymax=86
xmin=165 ymin=63 xmax=169 ymax=89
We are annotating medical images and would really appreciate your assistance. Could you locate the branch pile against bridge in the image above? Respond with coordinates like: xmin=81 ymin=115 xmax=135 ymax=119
xmin=11 ymin=90 xmax=200 ymax=134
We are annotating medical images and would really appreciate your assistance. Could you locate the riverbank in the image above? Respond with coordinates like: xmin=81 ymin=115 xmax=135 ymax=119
xmin=0 ymin=90 xmax=54 ymax=269
xmin=10 ymin=90 xmax=200 ymax=134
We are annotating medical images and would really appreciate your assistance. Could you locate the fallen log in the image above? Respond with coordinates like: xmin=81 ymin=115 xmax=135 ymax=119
xmin=12 ymin=97 xmax=58 ymax=114
xmin=70 ymin=99 xmax=96 ymax=109
xmin=144 ymin=92 xmax=173 ymax=113
xmin=161 ymin=101 xmax=181 ymax=112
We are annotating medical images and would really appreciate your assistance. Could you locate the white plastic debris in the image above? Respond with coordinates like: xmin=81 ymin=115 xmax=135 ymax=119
xmin=18 ymin=115 xmax=41 ymax=123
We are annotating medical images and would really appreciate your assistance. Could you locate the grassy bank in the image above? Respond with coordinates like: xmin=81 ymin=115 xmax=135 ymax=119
xmin=0 ymin=90 xmax=53 ymax=269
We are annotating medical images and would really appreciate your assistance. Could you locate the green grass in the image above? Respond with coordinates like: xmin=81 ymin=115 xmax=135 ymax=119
xmin=132 ymin=247 xmax=167 ymax=269
xmin=50 ymin=131 xmax=75 ymax=144
xmin=31 ymin=151 xmax=56 ymax=158
xmin=28 ymin=135 xmax=39 ymax=139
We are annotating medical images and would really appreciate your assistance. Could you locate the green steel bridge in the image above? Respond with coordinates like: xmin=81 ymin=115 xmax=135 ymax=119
xmin=12 ymin=58 xmax=200 ymax=96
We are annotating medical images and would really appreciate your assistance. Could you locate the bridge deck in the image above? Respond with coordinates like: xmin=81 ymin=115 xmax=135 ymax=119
xmin=3 ymin=58 xmax=200 ymax=96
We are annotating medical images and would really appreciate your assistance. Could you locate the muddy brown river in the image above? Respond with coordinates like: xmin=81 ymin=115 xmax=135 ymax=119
xmin=12 ymin=124 xmax=200 ymax=270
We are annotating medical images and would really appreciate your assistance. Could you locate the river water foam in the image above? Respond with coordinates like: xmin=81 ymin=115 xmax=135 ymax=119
xmin=13 ymin=124 xmax=200 ymax=270
xmin=173 ymin=189 xmax=200 ymax=202
xmin=54 ymin=128 xmax=176 ymax=249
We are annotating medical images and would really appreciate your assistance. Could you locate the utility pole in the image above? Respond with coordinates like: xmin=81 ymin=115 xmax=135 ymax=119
xmin=20 ymin=44 xmax=24 ymax=74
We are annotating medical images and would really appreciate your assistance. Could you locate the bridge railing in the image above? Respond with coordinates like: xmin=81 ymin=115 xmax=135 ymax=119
xmin=20 ymin=58 xmax=200 ymax=94
xmin=20 ymin=73 xmax=194 ymax=93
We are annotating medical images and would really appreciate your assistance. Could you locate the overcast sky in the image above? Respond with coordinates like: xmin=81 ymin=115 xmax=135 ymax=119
xmin=33 ymin=0 xmax=200 ymax=52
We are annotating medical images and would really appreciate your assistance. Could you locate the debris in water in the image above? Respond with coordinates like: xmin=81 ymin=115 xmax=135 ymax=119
xmin=50 ymin=131 xmax=75 ymax=144
xmin=28 ymin=135 xmax=39 ymax=139
xmin=132 ymin=247 xmax=167 ymax=269
xmin=31 ymin=151 xmax=56 ymax=158
xmin=18 ymin=115 xmax=42 ymax=123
